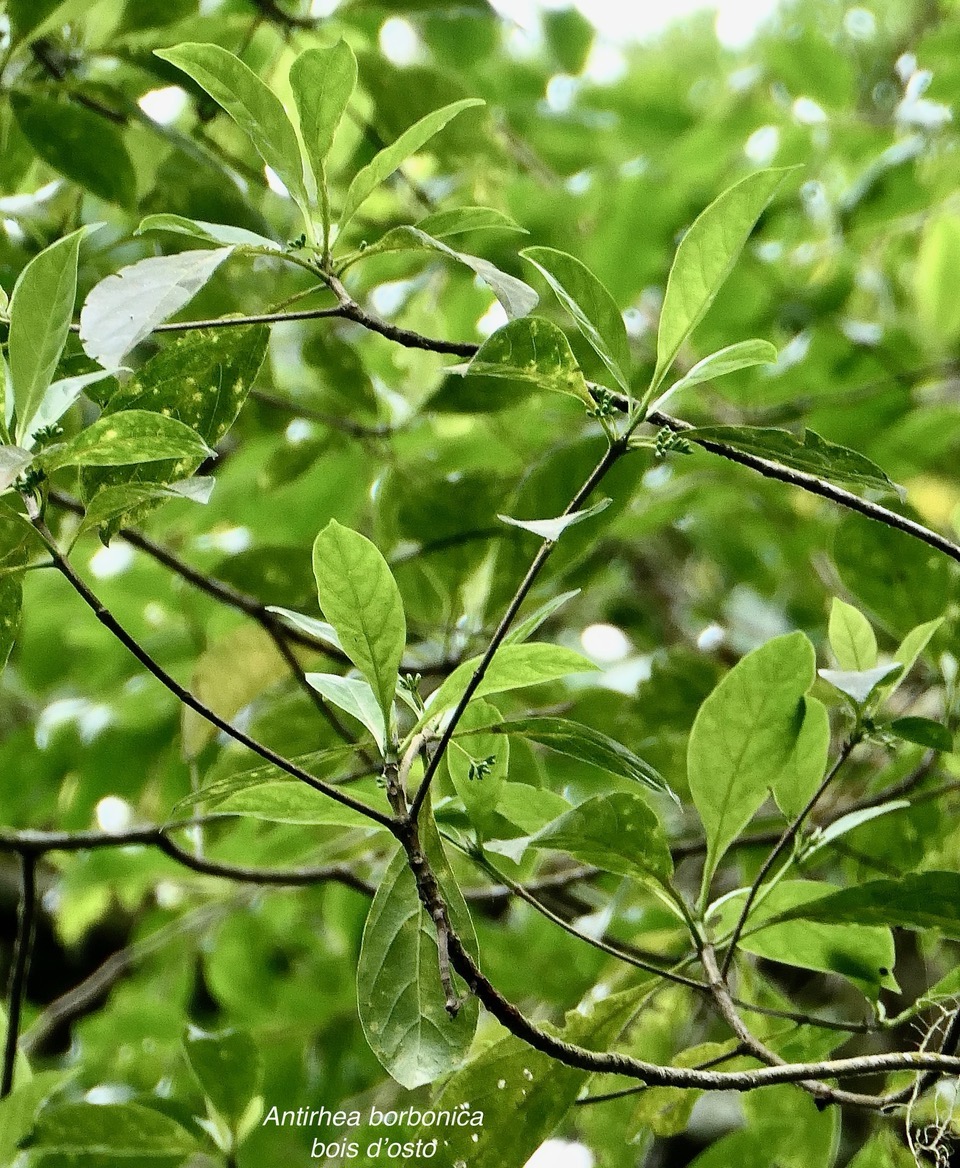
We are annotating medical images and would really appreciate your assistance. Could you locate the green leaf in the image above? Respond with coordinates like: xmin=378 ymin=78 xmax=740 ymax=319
xmin=520 ymin=246 xmax=630 ymax=390
xmin=689 ymin=632 xmax=817 ymax=891
xmin=40 ymin=409 xmax=212 ymax=472
xmin=650 ymin=339 xmax=778 ymax=411
xmin=25 ymin=1102 xmax=198 ymax=1161
xmin=681 ymin=426 xmax=897 ymax=494
xmin=885 ymin=617 xmax=942 ymax=698
xmin=847 ymin=1132 xmax=916 ymax=1168
xmin=0 ymin=446 xmax=32 ymax=493
xmin=415 ymin=206 xmax=524 ymax=238
xmin=447 ymin=699 xmax=508 ymax=832
xmin=290 ymin=41 xmax=358 ymax=188
xmin=339 ymin=98 xmax=484 ymax=235
xmin=502 ymin=589 xmax=580 ymax=646
xmin=265 ymin=606 xmax=343 ymax=651
xmin=828 ymin=598 xmax=877 ymax=671
xmin=80 ymin=248 xmax=235 ymax=369
xmin=888 ymin=716 xmax=954 ymax=752
xmin=361 ymin=226 xmax=538 ymax=319
xmin=432 ymin=988 xmax=642 ymax=1168
xmin=498 ymin=497 xmax=611 ymax=542
xmin=652 ymin=168 xmax=790 ymax=391
xmin=801 ymin=801 xmax=910 ymax=861
xmin=817 ymin=662 xmax=901 ymax=705
xmin=9 ymin=226 xmax=90 ymax=443
xmin=312 ymin=520 xmax=406 ymax=723
xmin=0 ymin=1072 xmax=68 ymax=1165
xmin=771 ymin=696 xmax=830 ymax=820
xmin=305 ymin=673 xmax=387 ymax=752
xmin=454 ymin=316 xmax=592 ymax=404
xmin=11 ymin=92 xmax=136 ymax=208
xmin=357 ymin=815 xmax=478 ymax=1088
xmin=713 ymin=880 xmax=897 ymax=999
xmin=136 ymin=213 xmax=281 ymax=250
xmin=213 ymin=780 xmax=388 ymax=827
xmin=496 ymin=715 xmax=670 ymax=797
xmin=74 ymin=479 xmax=213 ymax=544
xmin=183 ymin=1027 xmax=263 ymax=1127
xmin=764 ymin=871 xmax=960 ymax=938
xmin=529 ymin=792 xmax=674 ymax=891
xmin=491 ymin=783 xmax=572 ymax=836
xmin=155 ymin=42 xmax=309 ymax=211
xmin=422 ymin=643 xmax=598 ymax=726
xmin=20 ymin=368 xmax=123 ymax=449
xmin=0 ymin=574 xmax=22 ymax=671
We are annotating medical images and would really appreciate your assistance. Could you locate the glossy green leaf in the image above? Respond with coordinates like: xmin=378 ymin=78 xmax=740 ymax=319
xmin=339 ymin=98 xmax=484 ymax=235
xmin=361 ymin=226 xmax=538 ymax=319
xmin=75 ymin=478 xmax=213 ymax=543
xmin=183 ymin=1027 xmax=263 ymax=1127
xmin=497 ymin=715 xmax=670 ymax=796
xmin=885 ymin=617 xmax=942 ymax=698
xmin=41 ymin=409 xmax=212 ymax=471
xmin=801 ymin=800 xmax=910 ymax=860
xmin=490 ymin=783 xmax=571 ymax=836
xmin=455 ymin=316 xmax=592 ymax=403
xmin=682 ymin=425 xmax=897 ymax=494
xmin=212 ymin=780 xmax=388 ymax=827
xmin=771 ymin=696 xmax=830 ymax=819
xmin=714 ymin=880 xmax=896 ymax=999
xmin=415 ymin=206 xmax=524 ymax=238
xmin=498 ymin=497 xmax=611 ymax=541
xmin=423 ymin=643 xmax=598 ymax=726
xmin=357 ymin=815 xmax=478 ymax=1088
xmin=520 ymin=245 xmax=630 ymax=390
xmin=689 ymin=632 xmax=817 ymax=891
xmin=828 ymin=597 xmax=877 ymax=671
xmin=312 ymin=520 xmax=406 ymax=722
xmin=0 ymin=574 xmax=22 ymax=671
xmin=265 ymin=606 xmax=343 ymax=652
xmin=136 ymin=213 xmax=281 ymax=250
xmin=888 ymin=716 xmax=954 ymax=751
xmin=25 ymin=1102 xmax=198 ymax=1160
xmin=20 ymin=368 xmax=122 ymax=449
xmin=290 ymin=41 xmax=358 ymax=187
xmin=530 ymin=792 xmax=674 ymax=890
xmin=11 ymin=92 xmax=136 ymax=208
xmin=652 ymin=168 xmax=790 ymax=391
xmin=155 ymin=42 xmax=309 ymax=210
xmin=651 ymin=338 xmax=777 ymax=411
xmin=80 ymin=248 xmax=235 ymax=369
xmin=765 ymin=871 xmax=960 ymax=938
xmin=305 ymin=672 xmax=387 ymax=752
xmin=9 ymin=226 xmax=90 ymax=443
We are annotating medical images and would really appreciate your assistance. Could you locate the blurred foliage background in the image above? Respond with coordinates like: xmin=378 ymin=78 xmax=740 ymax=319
xmin=2 ymin=0 xmax=960 ymax=1164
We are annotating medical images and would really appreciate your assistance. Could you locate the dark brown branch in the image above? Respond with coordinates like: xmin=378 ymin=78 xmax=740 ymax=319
xmin=1 ymin=854 xmax=37 ymax=1099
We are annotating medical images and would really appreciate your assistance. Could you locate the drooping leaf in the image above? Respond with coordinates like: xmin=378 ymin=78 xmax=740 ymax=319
xmin=454 ymin=316 xmax=592 ymax=404
xmin=496 ymin=715 xmax=670 ymax=796
xmin=357 ymin=814 xmax=478 ymax=1088
xmin=20 ymin=368 xmax=122 ymax=449
xmin=80 ymin=248 xmax=235 ymax=369
xmin=339 ymin=99 xmax=485 ymax=235
xmin=682 ymin=425 xmax=897 ymax=494
xmin=0 ymin=575 xmax=22 ymax=671
xmin=11 ymin=92 xmax=136 ymax=208
xmin=136 ymin=214 xmax=281 ymax=250
xmin=817 ymin=662 xmax=901 ymax=705
xmin=652 ymin=168 xmax=790 ymax=391
xmin=713 ymin=880 xmax=897 ymax=999
xmin=362 ymin=226 xmax=538 ymax=319
xmin=888 ymin=716 xmax=954 ymax=752
xmin=305 ymin=672 xmax=387 ymax=752
xmin=75 ymin=479 xmax=214 ymax=544
xmin=689 ymin=632 xmax=817 ymax=891
xmin=25 ymin=1102 xmax=198 ymax=1162
xmin=40 ymin=409 xmax=212 ymax=472
xmin=422 ymin=643 xmax=598 ymax=726
xmin=498 ymin=497 xmax=611 ymax=541
xmin=155 ymin=42 xmax=309 ymax=210
xmin=290 ymin=41 xmax=358 ymax=188
xmin=764 ymin=871 xmax=960 ymax=938
xmin=0 ymin=446 xmax=32 ymax=493
xmin=650 ymin=338 xmax=778 ymax=411
xmin=529 ymin=792 xmax=674 ymax=892
xmin=9 ymin=226 xmax=90 ymax=443
xmin=828 ymin=597 xmax=877 ymax=671
xmin=265 ymin=606 xmax=343 ymax=652
xmin=521 ymin=245 xmax=630 ymax=390
xmin=183 ymin=1027 xmax=263 ymax=1127
xmin=312 ymin=521 xmax=406 ymax=724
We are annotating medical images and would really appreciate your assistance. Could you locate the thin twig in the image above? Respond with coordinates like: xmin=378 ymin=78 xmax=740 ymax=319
xmin=1 ymin=853 xmax=37 ymax=1098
